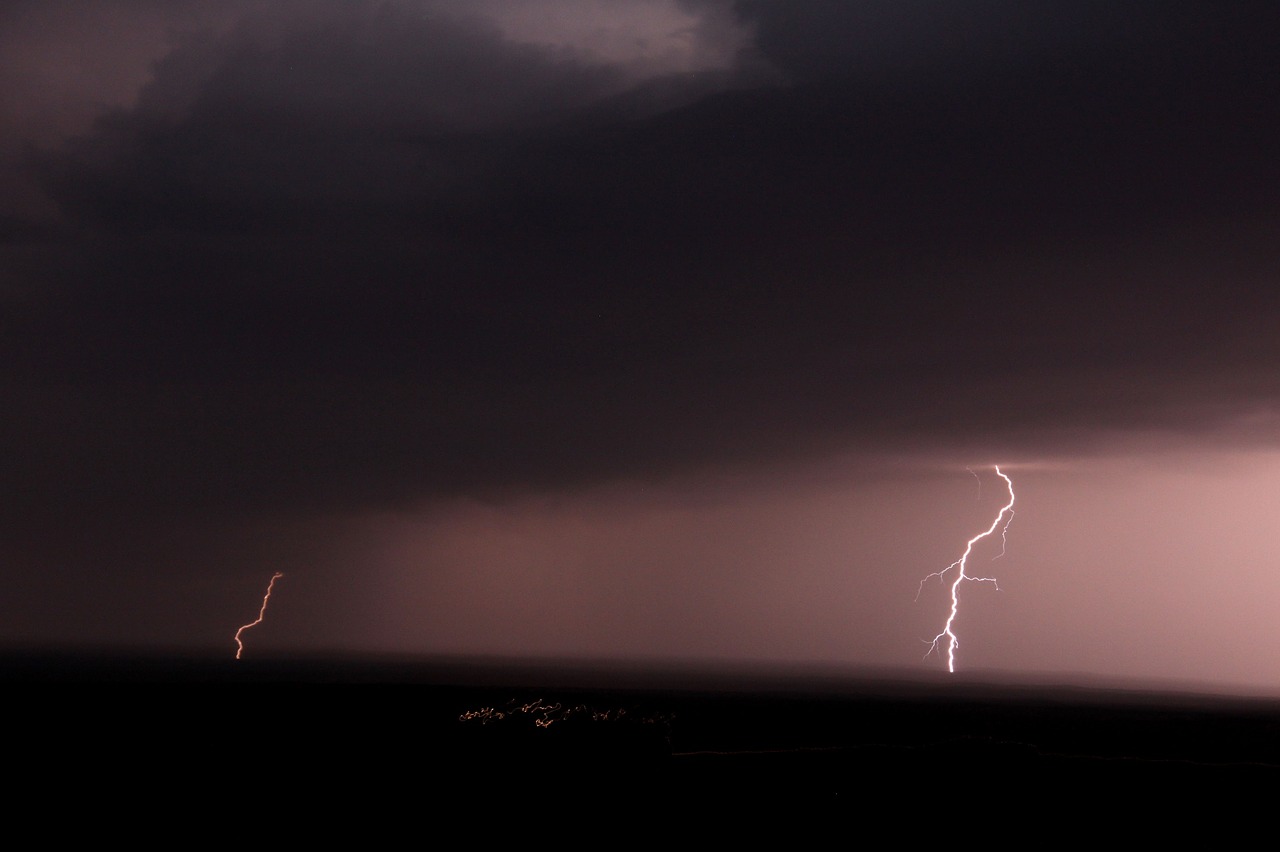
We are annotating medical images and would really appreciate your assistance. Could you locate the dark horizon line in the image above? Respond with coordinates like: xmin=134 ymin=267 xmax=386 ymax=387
xmin=4 ymin=644 xmax=1276 ymax=705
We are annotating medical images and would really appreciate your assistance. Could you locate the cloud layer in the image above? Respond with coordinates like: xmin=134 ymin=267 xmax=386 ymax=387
xmin=5 ymin=0 xmax=1280 ymax=528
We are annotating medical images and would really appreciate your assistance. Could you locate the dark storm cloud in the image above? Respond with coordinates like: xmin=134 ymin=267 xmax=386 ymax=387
xmin=740 ymin=1 xmax=1280 ymax=82
xmin=37 ymin=5 xmax=631 ymax=228
xmin=6 ymin=0 xmax=1280 ymax=527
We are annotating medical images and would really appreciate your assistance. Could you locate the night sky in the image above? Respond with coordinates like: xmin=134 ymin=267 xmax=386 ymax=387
xmin=3 ymin=1 xmax=1280 ymax=695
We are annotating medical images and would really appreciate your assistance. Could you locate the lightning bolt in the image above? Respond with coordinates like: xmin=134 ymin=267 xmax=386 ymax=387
xmin=966 ymin=466 xmax=982 ymax=500
xmin=917 ymin=466 xmax=1015 ymax=673
xmin=234 ymin=571 xmax=283 ymax=660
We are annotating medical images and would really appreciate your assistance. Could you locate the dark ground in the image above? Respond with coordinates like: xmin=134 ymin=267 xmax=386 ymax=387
xmin=9 ymin=652 xmax=1276 ymax=839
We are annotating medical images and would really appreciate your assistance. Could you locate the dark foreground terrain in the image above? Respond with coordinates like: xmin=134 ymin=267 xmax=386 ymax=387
xmin=8 ymin=653 xmax=1277 ymax=839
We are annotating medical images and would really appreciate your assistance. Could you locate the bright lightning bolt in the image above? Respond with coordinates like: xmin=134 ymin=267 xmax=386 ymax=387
xmin=234 ymin=572 xmax=283 ymax=660
xmin=917 ymin=466 xmax=1016 ymax=673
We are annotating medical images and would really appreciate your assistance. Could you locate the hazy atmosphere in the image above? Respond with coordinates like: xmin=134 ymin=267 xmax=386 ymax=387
xmin=4 ymin=1 xmax=1280 ymax=695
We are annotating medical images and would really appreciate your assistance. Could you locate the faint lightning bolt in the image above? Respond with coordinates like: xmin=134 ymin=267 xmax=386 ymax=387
xmin=234 ymin=572 xmax=283 ymax=660
xmin=916 ymin=466 xmax=1016 ymax=673
xmin=966 ymin=466 xmax=981 ymax=500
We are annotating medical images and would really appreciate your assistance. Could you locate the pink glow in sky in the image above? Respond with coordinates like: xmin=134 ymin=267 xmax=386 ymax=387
xmin=2 ymin=439 xmax=1279 ymax=697
xmin=350 ymin=445 xmax=1280 ymax=690
xmin=221 ymin=444 xmax=1280 ymax=697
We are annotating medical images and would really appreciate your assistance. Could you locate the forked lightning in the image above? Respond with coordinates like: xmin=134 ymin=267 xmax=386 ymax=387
xmin=917 ymin=466 xmax=1016 ymax=672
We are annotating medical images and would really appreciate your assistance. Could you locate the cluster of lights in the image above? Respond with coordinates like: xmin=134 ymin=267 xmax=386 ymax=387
xmin=460 ymin=698 xmax=668 ymax=729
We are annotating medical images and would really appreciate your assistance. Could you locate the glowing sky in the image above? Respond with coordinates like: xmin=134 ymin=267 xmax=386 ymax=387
xmin=3 ymin=1 xmax=1280 ymax=696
